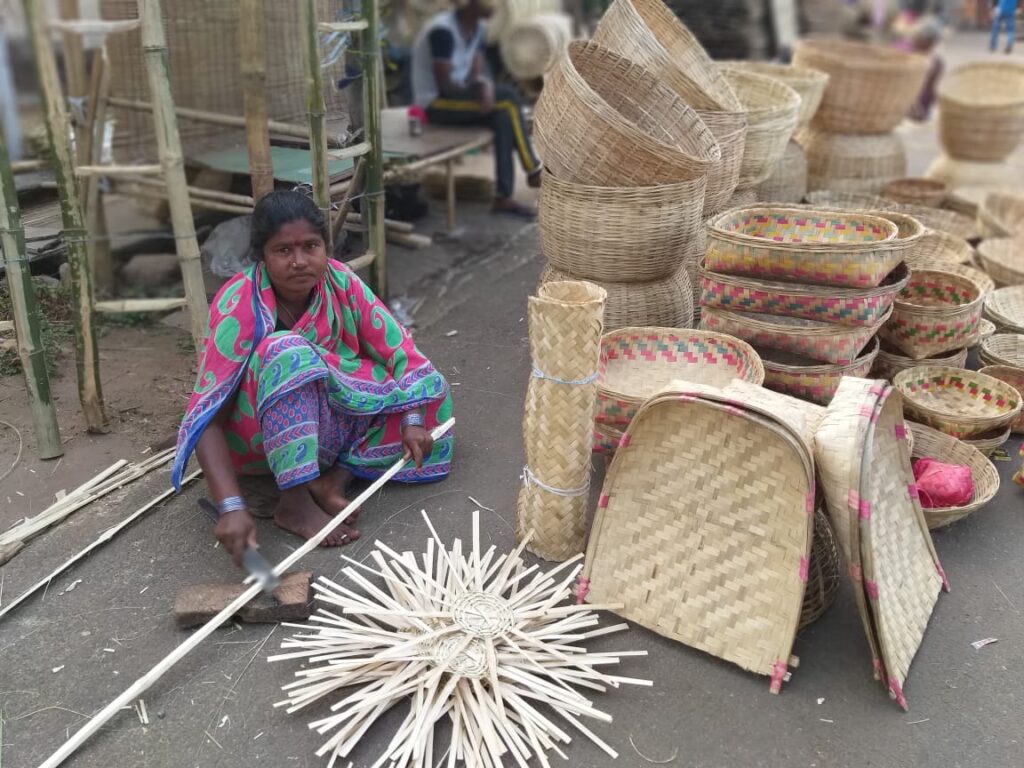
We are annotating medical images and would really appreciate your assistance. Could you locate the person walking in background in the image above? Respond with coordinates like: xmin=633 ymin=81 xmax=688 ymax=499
xmin=411 ymin=0 xmax=542 ymax=219
xmin=905 ymin=15 xmax=945 ymax=121
xmin=990 ymin=0 xmax=1019 ymax=53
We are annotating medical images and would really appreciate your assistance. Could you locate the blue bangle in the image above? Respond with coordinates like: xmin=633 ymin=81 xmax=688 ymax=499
xmin=217 ymin=496 xmax=247 ymax=516
xmin=401 ymin=411 xmax=424 ymax=429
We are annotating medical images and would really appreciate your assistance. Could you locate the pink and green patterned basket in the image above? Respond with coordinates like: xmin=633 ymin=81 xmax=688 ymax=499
xmin=700 ymin=261 xmax=909 ymax=327
xmin=760 ymin=339 xmax=880 ymax=405
xmin=700 ymin=305 xmax=891 ymax=365
xmin=894 ymin=366 xmax=1023 ymax=439
xmin=706 ymin=207 xmax=903 ymax=288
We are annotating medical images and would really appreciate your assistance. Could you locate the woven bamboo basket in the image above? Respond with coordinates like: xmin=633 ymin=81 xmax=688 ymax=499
xmin=539 ymin=262 xmax=694 ymax=331
xmin=894 ymin=366 xmax=1023 ymax=439
xmin=793 ymin=37 xmax=929 ymax=135
xmin=499 ymin=12 xmax=572 ymax=80
xmin=801 ymin=504 xmax=841 ymax=629
xmin=804 ymin=190 xmax=888 ymax=209
xmin=963 ymin=425 xmax=1012 ymax=455
xmin=754 ymin=139 xmax=807 ymax=204
xmin=699 ymin=260 xmax=909 ymax=327
xmin=887 ymin=203 xmax=978 ymax=241
xmin=926 ymin=154 xmax=1021 ymax=192
xmin=907 ymin=422 xmax=1000 ymax=529
xmin=942 ymin=264 xmax=995 ymax=297
xmin=539 ymin=172 xmax=706 ymax=282
xmin=724 ymin=186 xmax=759 ymax=208
xmin=760 ymin=338 xmax=880 ymax=405
xmin=979 ymin=333 xmax=1024 ymax=368
xmin=975 ymin=238 xmax=1024 ymax=288
xmin=721 ymin=60 xmax=830 ymax=129
xmin=799 ymin=128 xmax=907 ymax=195
xmin=984 ymin=285 xmax=1024 ymax=333
xmin=882 ymin=178 xmax=947 ymax=208
xmin=592 ymin=0 xmax=741 ymax=112
xmin=879 ymin=268 xmax=985 ymax=360
xmin=699 ymin=123 xmax=748 ymax=216
xmin=872 ymin=341 xmax=969 ymax=383
xmin=720 ymin=68 xmax=801 ymax=187
xmin=977 ymin=192 xmax=1024 ymax=239
xmin=978 ymin=365 xmax=1024 ymax=432
xmin=938 ymin=61 xmax=1024 ymax=162
xmin=595 ymin=327 xmax=765 ymax=434
xmin=533 ymin=41 xmax=721 ymax=186
xmin=700 ymin=305 xmax=891 ymax=365
xmin=705 ymin=206 xmax=901 ymax=289
xmin=583 ymin=387 xmax=813 ymax=686
xmin=518 ymin=281 xmax=607 ymax=561
xmin=722 ymin=378 xmax=827 ymax=446
xmin=906 ymin=229 xmax=975 ymax=269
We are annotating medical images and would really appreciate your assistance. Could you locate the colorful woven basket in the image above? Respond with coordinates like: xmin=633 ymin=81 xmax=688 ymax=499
xmin=976 ymin=238 xmax=1024 ymax=287
xmin=882 ymin=178 xmax=947 ymax=208
xmin=894 ymin=366 xmax=1023 ymax=439
xmin=978 ymin=365 xmax=1024 ymax=433
xmin=977 ymin=192 xmax=1024 ymax=239
xmin=705 ymin=207 xmax=901 ymax=289
xmin=907 ymin=422 xmax=1000 ymax=529
xmin=979 ymin=333 xmax=1024 ymax=368
xmin=699 ymin=260 xmax=909 ymax=327
xmin=984 ymin=285 xmax=1024 ymax=333
xmin=760 ymin=338 xmax=879 ymax=405
xmin=700 ymin=304 xmax=890 ymax=365
xmin=938 ymin=61 xmax=1024 ymax=162
xmin=879 ymin=268 xmax=985 ymax=360
xmin=872 ymin=341 xmax=969 ymax=383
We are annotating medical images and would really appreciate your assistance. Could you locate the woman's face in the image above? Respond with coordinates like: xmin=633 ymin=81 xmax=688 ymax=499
xmin=262 ymin=219 xmax=327 ymax=303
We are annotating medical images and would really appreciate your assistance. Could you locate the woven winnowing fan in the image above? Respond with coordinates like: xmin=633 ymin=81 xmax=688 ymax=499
xmin=271 ymin=511 xmax=650 ymax=767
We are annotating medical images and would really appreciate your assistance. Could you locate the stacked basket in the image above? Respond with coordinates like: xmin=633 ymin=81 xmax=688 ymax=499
xmin=699 ymin=206 xmax=918 ymax=404
xmin=793 ymin=38 xmax=928 ymax=195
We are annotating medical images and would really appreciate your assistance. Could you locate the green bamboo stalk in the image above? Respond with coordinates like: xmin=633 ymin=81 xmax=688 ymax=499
xmin=22 ymin=0 xmax=107 ymax=433
xmin=140 ymin=0 xmax=209 ymax=348
xmin=0 ymin=121 xmax=64 ymax=459
xmin=360 ymin=0 xmax=387 ymax=298
xmin=302 ymin=0 xmax=332 ymax=248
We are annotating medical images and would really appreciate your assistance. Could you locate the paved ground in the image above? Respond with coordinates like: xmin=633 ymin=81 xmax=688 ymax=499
xmin=2 ymin=29 xmax=1023 ymax=768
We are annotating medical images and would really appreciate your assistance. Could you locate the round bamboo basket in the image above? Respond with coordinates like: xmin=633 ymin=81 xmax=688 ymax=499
xmin=759 ymin=338 xmax=879 ymax=405
xmin=985 ymin=286 xmax=1024 ymax=333
xmin=979 ymin=333 xmax=1024 ymax=368
xmin=907 ymin=422 xmax=1000 ymax=530
xmin=963 ymin=425 xmax=1012 ymax=456
xmin=720 ymin=68 xmax=801 ymax=187
xmin=978 ymin=365 xmax=1024 ymax=433
xmin=886 ymin=203 xmax=978 ymax=241
xmin=538 ymin=172 xmax=706 ymax=283
xmin=879 ymin=268 xmax=985 ymax=360
xmin=793 ymin=37 xmax=929 ymax=134
xmin=698 ymin=122 xmax=747 ymax=217
xmin=499 ymin=13 xmax=572 ymax=80
xmin=976 ymin=238 xmax=1024 ymax=288
xmin=894 ymin=366 xmax=1023 ymax=439
xmin=800 ymin=505 xmax=841 ymax=629
xmin=939 ymin=264 xmax=996 ymax=297
xmin=533 ymin=41 xmax=721 ymax=186
xmin=799 ymin=128 xmax=907 ymax=195
xmin=724 ymin=186 xmax=759 ymax=208
xmin=721 ymin=60 xmax=830 ymax=129
xmin=539 ymin=262 xmax=694 ymax=331
xmin=977 ymin=191 xmax=1024 ymax=239
xmin=938 ymin=61 xmax=1024 ymax=162
xmin=906 ymin=229 xmax=975 ymax=269
xmin=754 ymin=139 xmax=807 ymax=204
xmin=804 ymin=190 xmax=888 ymax=209
xmin=882 ymin=178 xmax=947 ymax=208
xmin=872 ymin=341 xmax=969 ymax=382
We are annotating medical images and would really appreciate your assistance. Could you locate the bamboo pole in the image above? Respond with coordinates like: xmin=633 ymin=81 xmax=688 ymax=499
xmin=331 ymin=156 xmax=364 ymax=243
xmin=140 ymin=0 xmax=209 ymax=349
xmin=81 ymin=48 xmax=114 ymax=295
xmin=0 ymin=121 xmax=63 ymax=459
xmin=23 ymin=0 xmax=108 ymax=433
xmin=361 ymin=0 xmax=387 ymax=299
xmin=12 ymin=159 xmax=48 ymax=173
xmin=301 ymin=0 xmax=331 ymax=251
xmin=240 ymin=0 xmax=273 ymax=200
xmin=39 ymin=419 xmax=454 ymax=768
xmin=58 ymin=0 xmax=87 ymax=99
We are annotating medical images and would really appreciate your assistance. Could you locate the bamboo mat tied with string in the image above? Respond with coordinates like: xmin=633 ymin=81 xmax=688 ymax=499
xmin=517 ymin=281 xmax=606 ymax=561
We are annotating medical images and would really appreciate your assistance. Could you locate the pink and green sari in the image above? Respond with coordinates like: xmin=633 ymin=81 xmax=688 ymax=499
xmin=172 ymin=260 xmax=453 ymax=490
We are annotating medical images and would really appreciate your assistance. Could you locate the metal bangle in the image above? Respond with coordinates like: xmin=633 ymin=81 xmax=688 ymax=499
xmin=217 ymin=495 xmax=247 ymax=516
xmin=401 ymin=411 xmax=425 ymax=429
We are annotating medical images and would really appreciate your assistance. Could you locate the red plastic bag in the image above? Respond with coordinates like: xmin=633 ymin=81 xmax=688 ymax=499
xmin=912 ymin=457 xmax=974 ymax=508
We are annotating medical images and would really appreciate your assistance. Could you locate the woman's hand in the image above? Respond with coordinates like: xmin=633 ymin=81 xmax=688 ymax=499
xmin=402 ymin=425 xmax=434 ymax=469
xmin=215 ymin=509 xmax=258 ymax=567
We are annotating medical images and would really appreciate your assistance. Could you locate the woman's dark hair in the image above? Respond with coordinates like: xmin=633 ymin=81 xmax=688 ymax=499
xmin=250 ymin=190 xmax=329 ymax=259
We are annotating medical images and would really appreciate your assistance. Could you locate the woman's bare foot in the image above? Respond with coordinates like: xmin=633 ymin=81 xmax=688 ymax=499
xmin=492 ymin=198 xmax=536 ymax=219
xmin=274 ymin=485 xmax=359 ymax=546
xmin=308 ymin=465 xmax=355 ymax=521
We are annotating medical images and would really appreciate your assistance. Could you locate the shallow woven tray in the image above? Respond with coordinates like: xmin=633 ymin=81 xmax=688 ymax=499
xmin=705 ymin=207 xmax=901 ymax=289
xmin=595 ymin=327 xmax=764 ymax=431
xmin=886 ymin=203 xmax=979 ymax=241
xmin=801 ymin=504 xmax=841 ymax=629
xmin=979 ymin=333 xmax=1024 ymax=368
xmin=721 ymin=68 xmax=801 ymax=187
xmin=978 ymin=365 xmax=1024 ymax=433
xmin=760 ymin=338 xmax=879 ymax=405
xmin=800 ymin=128 xmax=907 ymax=195
xmin=878 ymin=268 xmax=985 ymax=360
xmin=976 ymin=238 xmax=1024 ymax=288
xmin=584 ymin=387 xmax=813 ymax=688
xmin=938 ymin=62 xmax=1024 ymax=162
xmin=804 ymin=190 xmax=889 ymax=210
xmin=872 ymin=341 xmax=969 ymax=383
xmin=700 ymin=261 xmax=909 ymax=327
xmin=754 ymin=139 xmax=807 ymax=204
xmin=962 ymin=425 xmax=1012 ymax=455
xmin=882 ymin=178 xmax=947 ymax=208
xmin=978 ymin=191 xmax=1024 ymax=239
xmin=894 ymin=365 xmax=1023 ymax=439
xmin=984 ymin=285 xmax=1024 ymax=333
xmin=720 ymin=60 xmax=829 ymax=129
xmin=701 ymin=304 xmax=891 ymax=365
xmin=539 ymin=172 xmax=706 ymax=283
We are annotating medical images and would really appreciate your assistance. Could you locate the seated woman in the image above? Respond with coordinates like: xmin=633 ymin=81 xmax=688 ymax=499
xmin=171 ymin=191 xmax=453 ymax=566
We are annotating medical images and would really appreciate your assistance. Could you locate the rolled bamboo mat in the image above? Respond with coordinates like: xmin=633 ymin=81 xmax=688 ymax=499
xmin=517 ymin=281 xmax=607 ymax=561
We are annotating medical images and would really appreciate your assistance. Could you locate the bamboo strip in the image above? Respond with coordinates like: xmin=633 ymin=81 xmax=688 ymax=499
xmin=12 ymin=159 xmax=47 ymax=173
xmin=48 ymin=18 xmax=141 ymax=35
xmin=319 ymin=20 xmax=369 ymax=32
xmin=94 ymin=298 xmax=188 ymax=313
xmin=75 ymin=164 xmax=164 ymax=177
xmin=327 ymin=141 xmax=371 ymax=161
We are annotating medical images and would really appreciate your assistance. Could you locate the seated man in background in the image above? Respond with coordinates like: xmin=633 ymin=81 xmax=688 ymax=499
xmin=411 ymin=0 xmax=542 ymax=218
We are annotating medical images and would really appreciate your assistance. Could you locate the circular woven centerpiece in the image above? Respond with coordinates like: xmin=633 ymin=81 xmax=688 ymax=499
xmin=452 ymin=591 xmax=515 ymax=639
xmin=432 ymin=635 xmax=489 ymax=679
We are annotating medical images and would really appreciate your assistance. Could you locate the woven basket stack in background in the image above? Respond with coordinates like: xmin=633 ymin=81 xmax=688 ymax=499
xmin=793 ymin=38 xmax=928 ymax=194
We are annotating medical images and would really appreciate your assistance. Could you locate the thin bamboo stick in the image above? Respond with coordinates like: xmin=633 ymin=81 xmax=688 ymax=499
xmin=75 ymin=163 xmax=163 ymax=176
xmin=0 ymin=123 xmax=62 ymax=459
xmin=58 ymin=0 xmax=87 ymax=99
xmin=301 ymin=0 xmax=331 ymax=250
xmin=94 ymin=298 xmax=188 ymax=313
xmin=12 ymin=159 xmax=48 ymax=173
xmin=23 ymin=0 xmax=107 ymax=433
xmin=140 ymin=0 xmax=209 ymax=348
xmin=361 ymin=0 xmax=387 ymax=298
xmin=332 ymin=157 xmax=365 ymax=243
xmin=48 ymin=19 xmax=142 ymax=35
xmin=113 ymin=183 xmax=252 ymax=215
xmin=326 ymin=141 xmax=371 ymax=161
xmin=240 ymin=0 xmax=273 ymax=200
xmin=122 ymin=175 xmax=255 ymax=205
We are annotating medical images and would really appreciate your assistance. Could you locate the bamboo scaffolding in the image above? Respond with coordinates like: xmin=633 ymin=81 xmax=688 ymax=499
xmin=0 ymin=124 xmax=63 ymax=460
xmin=361 ymin=0 xmax=388 ymax=298
xmin=302 ymin=0 xmax=331 ymax=249
xmin=23 ymin=0 xmax=107 ymax=433
xmin=139 ymin=0 xmax=208 ymax=347
xmin=39 ymin=419 xmax=454 ymax=768
xmin=240 ymin=0 xmax=273 ymax=200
